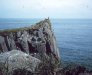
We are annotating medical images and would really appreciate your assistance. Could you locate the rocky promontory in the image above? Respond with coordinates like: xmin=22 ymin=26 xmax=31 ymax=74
xmin=0 ymin=18 xmax=61 ymax=75
xmin=0 ymin=18 xmax=91 ymax=75
xmin=0 ymin=18 xmax=60 ymax=58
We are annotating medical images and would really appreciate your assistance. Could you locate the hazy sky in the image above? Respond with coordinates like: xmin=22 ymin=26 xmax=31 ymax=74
xmin=0 ymin=0 xmax=92 ymax=18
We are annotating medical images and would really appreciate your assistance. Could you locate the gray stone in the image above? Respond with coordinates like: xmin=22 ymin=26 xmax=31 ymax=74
xmin=0 ymin=18 xmax=61 ymax=75
xmin=0 ymin=36 xmax=8 ymax=52
xmin=0 ymin=18 xmax=60 ymax=60
xmin=0 ymin=50 xmax=41 ymax=74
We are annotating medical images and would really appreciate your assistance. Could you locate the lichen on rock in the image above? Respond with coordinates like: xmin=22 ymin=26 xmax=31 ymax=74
xmin=0 ymin=50 xmax=41 ymax=75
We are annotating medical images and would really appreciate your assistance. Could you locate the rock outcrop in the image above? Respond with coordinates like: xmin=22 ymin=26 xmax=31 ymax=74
xmin=0 ymin=18 xmax=61 ymax=75
xmin=62 ymin=65 xmax=92 ymax=75
xmin=0 ymin=50 xmax=41 ymax=75
xmin=0 ymin=18 xmax=60 ymax=60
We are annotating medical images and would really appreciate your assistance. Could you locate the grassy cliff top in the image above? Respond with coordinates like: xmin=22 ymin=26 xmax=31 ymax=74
xmin=0 ymin=18 xmax=51 ymax=34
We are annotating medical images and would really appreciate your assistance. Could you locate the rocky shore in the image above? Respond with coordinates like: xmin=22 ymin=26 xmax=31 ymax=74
xmin=0 ymin=18 xmax=92 ymax=75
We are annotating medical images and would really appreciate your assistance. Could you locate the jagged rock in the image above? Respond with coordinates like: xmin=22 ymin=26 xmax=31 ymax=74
xmin=0 ymin=36 xmax=8 ymax=52
xmin=0 ymin=18 xmax=60 ymax=61
xmin=62 ymin=65 xmax=92 ymax=75
xmin=0 ymin=18 xmax=61 ymax=75
xmin=0 ymin=50 xmax=41 ymax=75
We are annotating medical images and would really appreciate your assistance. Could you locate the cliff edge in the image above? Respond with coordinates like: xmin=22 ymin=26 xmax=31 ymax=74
xmin=0 ymin=18 xmax=61 ymax=75
xmin=0 ymin=18 xmax=60 ymax=59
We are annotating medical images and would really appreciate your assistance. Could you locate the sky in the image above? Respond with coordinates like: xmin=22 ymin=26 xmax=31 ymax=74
xmin=0 ymin=0 xmax=92 ymax=19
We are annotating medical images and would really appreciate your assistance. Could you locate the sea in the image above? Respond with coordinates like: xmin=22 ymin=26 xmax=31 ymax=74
xmin=0 ymin=18 xmax=92 ymax=70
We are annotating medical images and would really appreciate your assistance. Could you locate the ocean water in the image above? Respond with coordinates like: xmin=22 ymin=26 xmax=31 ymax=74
xmin=51 ymin=19 xmax=92 ymax=69
xmin=0 ymin=18 xmax=92 ymax=69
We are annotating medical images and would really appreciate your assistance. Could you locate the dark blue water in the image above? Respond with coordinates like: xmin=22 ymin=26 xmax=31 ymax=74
xmin=51 ymin=19 xmax=92 ymax=69
xmin=0 ymin=18 xmax=92 ymax=69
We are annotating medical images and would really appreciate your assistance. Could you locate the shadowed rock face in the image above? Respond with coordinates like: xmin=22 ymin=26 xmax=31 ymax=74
xmin=61 ymin=65 xmax=92 ymax=75
xmin=0 ymin=18 xmax=60 ymax=60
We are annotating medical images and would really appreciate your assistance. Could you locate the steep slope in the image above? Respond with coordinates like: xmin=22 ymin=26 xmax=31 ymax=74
xmin=0 ymin=18 xmax=60 ymax=60
xmin=0 ymin=18 xmax=61 ymax=75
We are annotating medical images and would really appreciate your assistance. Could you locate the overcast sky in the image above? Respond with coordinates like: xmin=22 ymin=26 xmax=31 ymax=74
xmin=0 ymin=0 xmax=92 ymax=18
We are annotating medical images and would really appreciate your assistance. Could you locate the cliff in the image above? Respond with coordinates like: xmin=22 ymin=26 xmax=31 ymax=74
xmin=0 ymin=18 xmax=60 ymax=59
xmin=1 ymin=18 xmax=91 ymax=75
xmin=0 ymin=18 xmax=61 ymax=75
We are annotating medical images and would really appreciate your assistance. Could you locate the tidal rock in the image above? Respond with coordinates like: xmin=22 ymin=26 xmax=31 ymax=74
xmin=0 ymin=50 xmax=41 ymax=75
xmin=62 ymin=65 xmax=92 ymax=75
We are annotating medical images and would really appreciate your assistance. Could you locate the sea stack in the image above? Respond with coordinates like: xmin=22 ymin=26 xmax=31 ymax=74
xmin=0 ymin=18 xmax=61 ymax=75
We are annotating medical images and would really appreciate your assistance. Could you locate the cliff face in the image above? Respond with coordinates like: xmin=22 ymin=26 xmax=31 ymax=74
xmin=0 ymin=18 xmax=60 ymax=61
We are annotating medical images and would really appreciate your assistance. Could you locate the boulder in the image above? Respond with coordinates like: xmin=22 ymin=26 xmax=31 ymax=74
xmin=0 ymin=50 xmax=41 ymax=75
